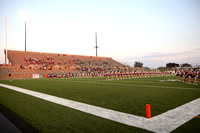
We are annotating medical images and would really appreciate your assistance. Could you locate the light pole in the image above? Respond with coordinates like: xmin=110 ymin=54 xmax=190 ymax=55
xmin=5 ymin=16 xmax=7 ymax=64
xmin=19 ymin=10 xmax=30 ymax=52
xmin=25 ymin=21 xmax=26 ymax=52
xmin=94 ymin=32 xmax=99 ymax=57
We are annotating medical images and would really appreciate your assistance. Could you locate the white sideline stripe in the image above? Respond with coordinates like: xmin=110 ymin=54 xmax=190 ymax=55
xmin=0 ymin=83 xmax=200 ymax=133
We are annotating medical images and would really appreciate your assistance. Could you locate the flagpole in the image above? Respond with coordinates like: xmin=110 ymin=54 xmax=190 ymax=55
xmin=5 ymin=16 xmax=7 ymax=64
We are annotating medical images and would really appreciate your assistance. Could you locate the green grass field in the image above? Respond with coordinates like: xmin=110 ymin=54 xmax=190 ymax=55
xmin=0 ymin=76 xmax=200 ymax=132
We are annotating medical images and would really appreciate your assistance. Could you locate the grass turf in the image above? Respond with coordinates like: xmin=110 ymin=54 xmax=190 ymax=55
xmin=0 ymin=86 xmax=150 ymax=133
xmin=0 ymin=76 xmax=199 ymax=132
xmin=172 ymin=116 xmax=200 ymax=133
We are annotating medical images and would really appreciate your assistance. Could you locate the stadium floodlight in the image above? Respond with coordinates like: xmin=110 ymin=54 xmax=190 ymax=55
xmin=5 ymin=16 xmax=7 ymax=64
xmin=94 ymin=32 xmax=99 ymax=57
xmin=19 ymin=10 xmax=31 ymax=52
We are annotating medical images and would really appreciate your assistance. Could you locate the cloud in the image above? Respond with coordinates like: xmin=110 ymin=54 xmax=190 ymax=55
xmin=140 ymin=49 xmax=200 ymax=62
xmin=141 ymin=49 xmax=200 ymax=59
xmin=118 ymin=49 xmax=200 ymax=68
xmin=141 ymin=53 xmax=180 ymax=59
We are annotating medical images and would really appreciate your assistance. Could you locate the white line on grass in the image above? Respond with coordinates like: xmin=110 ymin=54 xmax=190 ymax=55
xmin=0 ymin=83 xmax=200 ymax=133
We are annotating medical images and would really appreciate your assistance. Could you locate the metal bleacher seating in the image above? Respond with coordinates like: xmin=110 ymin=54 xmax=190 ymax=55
xmin=0 ymin=50 xmax=125 ymax=79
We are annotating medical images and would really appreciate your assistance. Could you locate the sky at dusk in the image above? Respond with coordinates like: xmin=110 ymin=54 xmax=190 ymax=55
xmin=0 ymin=0 xmax=200 ymax=68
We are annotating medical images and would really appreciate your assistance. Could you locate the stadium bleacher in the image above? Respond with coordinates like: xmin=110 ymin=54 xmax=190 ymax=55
xmin=0 ymin=50 xmax=125 ymax=79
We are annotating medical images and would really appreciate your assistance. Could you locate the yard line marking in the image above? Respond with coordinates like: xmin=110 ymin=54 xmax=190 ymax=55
xmin=45 ymin=79 xmax=200 ymax=91
xmin=0 ymin=83 xmax=200 ymax=133
xmin=149 ymin=98 xmax=200 ymax=132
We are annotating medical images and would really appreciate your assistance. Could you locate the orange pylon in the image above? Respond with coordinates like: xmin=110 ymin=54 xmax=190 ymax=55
xmin=146 ymin=104 xmax=151 ymax=119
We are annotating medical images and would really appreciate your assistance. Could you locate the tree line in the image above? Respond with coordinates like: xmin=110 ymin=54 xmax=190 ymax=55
xmin=133 ymin=61 xmax=192 ymax=69
xmin=166 ymin=63 xmax=192 ymax=68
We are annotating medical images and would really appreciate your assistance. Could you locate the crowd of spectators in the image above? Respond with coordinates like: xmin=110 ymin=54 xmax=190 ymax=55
xmin=21 ymin=54 xmax=121 ymax=72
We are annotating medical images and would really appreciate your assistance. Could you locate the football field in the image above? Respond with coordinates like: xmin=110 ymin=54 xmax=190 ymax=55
xmin=0 ymin=76 xmax=200 ymax=132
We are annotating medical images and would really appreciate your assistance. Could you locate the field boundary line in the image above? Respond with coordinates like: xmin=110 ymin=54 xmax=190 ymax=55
xmin=0 ymin=83 xmax=200 ymax=133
